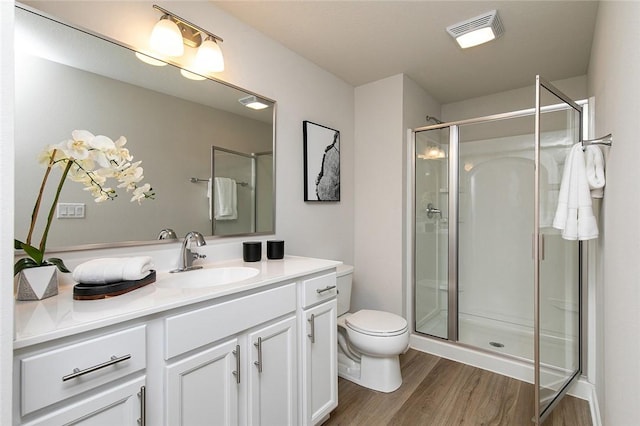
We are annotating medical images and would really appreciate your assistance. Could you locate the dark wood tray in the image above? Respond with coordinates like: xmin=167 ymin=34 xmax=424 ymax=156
xmin=73 ymin=270 xmax=156 ymax=300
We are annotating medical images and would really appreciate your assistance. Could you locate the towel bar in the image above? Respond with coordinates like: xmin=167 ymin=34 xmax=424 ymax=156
xmin=190 ymin=177 xmax=249 ymax=187
xmin=581 ymin=133 xmax=612 ymax=148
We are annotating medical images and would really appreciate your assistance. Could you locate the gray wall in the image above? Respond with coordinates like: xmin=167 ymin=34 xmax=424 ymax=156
xmin=588 ymin=2 xmax=640 ymax=423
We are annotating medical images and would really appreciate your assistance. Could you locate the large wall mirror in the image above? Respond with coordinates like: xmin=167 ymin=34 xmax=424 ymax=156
xmin=14 ymin=5 xmax=276 ymax=251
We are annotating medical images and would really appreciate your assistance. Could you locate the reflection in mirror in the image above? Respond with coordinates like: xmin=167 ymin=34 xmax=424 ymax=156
xmin=211 ymin=147 xmax=273 ymax=236
xmin=14 ymin=6 xmax=276 ymax=251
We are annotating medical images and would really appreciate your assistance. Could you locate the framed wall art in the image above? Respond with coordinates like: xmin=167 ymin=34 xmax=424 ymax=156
xmin=303 ymin=121 xmax=340 ymax=202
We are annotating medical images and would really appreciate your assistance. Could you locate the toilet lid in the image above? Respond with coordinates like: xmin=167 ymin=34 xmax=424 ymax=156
xmin=345 ymin=309 xmax=408 ymax=336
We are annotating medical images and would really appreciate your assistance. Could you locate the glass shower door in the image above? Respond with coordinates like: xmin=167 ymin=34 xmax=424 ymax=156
xmin=534 ymin=76 xmax=582 ymax=424
xmin=414 ymin=128 xmax=449 ymax=339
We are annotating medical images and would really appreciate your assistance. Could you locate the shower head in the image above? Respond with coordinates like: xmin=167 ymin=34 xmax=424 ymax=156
xmin=426 ymin=115 xmax=444 ymax=125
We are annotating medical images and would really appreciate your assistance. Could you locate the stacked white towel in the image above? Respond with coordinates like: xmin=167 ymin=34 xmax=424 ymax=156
xmin=552 ymin=143 xmax=599 ymax=240
xmin=585 ymin=145 xmax=606 ymax=198
xmin=214 ymin=177 xmax=238 ymax=220
xmin=72 ymin=256 xmax=154 ymax=284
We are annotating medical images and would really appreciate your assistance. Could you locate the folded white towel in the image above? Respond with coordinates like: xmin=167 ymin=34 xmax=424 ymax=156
xmin=585 ymin=145 xmax=605 ymax=198
xmin=214 ymin=177 xmax=237 ymax=220
xmin=552 ymin=144 xmax=599 ymax=240
xmin=72 ymin=256 xmax=154 ymax=284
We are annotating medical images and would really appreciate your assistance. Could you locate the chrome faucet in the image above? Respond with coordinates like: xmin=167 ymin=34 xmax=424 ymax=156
xmin=171 ymin=231 xmax=207 ymax=273
xmin=157 ymin=228 xmax=178 ymax=240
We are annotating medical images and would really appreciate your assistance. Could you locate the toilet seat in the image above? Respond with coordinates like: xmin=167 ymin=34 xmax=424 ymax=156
xmin=345 ymin=309 xmax=408 ymax=337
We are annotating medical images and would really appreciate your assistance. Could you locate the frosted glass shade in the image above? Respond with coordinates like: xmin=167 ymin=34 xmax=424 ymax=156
xmin=180 ymin=69 xmax=206 ymax=81
xmin=150 ymin=18 xmax=184 ymax=57
xmin=194 ymin=38 xmax=224 ymax=73
xmin=455 ymin=27 xmax=496 ymax=49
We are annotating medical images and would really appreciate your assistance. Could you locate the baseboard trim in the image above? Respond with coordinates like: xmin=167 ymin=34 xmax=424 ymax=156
xmin=410 ymin=334 xmax=602 ymax=425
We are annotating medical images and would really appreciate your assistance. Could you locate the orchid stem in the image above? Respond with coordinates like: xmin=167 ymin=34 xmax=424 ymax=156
xmin=39 ymin=160 xmax=72 ymax=255
xmin=26 ymin=150 xmax=56 ymax=246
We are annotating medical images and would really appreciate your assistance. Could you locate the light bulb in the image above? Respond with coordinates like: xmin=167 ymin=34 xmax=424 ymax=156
xmin=194 ymin=38 xmax=224 ymax=73
xmin=149 ymin=16 xmax=184 ymax=57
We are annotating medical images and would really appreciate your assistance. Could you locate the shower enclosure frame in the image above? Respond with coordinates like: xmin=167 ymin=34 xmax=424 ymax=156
xmin=410 ymin=76 xmax=584 ymax=424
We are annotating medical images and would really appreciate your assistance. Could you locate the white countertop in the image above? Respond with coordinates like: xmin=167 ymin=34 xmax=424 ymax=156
xmin=14 ymin=256 xmax=341 ymax=350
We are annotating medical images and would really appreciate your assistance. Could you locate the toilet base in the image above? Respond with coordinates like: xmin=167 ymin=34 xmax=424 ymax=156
xmin=337 ymin=348 xmax=402 ymax=393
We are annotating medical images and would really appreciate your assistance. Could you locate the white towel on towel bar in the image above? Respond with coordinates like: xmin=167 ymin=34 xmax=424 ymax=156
xmin=214 ymin=177 xmax=237 ymax=220
xmin=585 ymin=145 xmax=605 ymax=198
xmin=552 ymin=143 xmax=599 ymax=240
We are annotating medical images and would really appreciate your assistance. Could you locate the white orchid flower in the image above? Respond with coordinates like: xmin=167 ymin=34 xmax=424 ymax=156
xmin=88 ymin=135 xmax=117 ymax=168
xmin=71 ymin=130 xmax=95 ymax=144
xmin=131 ymin=183 xmax=151 ymax=203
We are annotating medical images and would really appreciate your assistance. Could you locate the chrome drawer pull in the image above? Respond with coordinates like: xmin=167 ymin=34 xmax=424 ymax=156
xmin=308 ymin=314 xmax=316 ymax=344
xmin=62 ymin=354 xmax=132 ymax=382
xmin=232 ymin=345 xmax=241 ymax=384
xmin=316 ymin=285 xmax=336 ymax=294
xmin=254 ymin=337 xmax=263 ymax=373
xmin=137 ymin=385 xmax=146 ymax=426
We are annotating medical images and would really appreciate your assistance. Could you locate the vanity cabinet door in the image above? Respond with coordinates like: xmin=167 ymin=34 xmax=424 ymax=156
xmin=247 ymin=316 xmax=297 ymax=426
xmin=22 ymin=377 xmax=145 ymax=426
xmin=301 ymin=299 xmax=338 ymax=426
xmin=165 ymin=338 xmax=240 ymax=426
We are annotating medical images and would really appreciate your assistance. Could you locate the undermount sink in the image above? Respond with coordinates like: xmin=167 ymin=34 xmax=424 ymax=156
xmin=156 ymin=266 xmax=260 ymax=289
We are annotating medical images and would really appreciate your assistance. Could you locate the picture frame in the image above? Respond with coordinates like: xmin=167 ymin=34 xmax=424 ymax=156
xmin=303 ymin=121 xmax=340 ymax=202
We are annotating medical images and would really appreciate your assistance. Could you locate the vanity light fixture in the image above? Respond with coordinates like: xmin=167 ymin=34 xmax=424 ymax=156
xmin=180 ymin=69 xmax=206 ymax=81
xmin=239 ymin=95 xmax=269 ymax=110
xmin=134 ymin=51 xmax=168 ymax=67
xmin=446 ymin=9 xmax=504 ymax=49
xmin=418 ymin=146 xmax=446 ymax=160
xmin=147 ymin=4 xmax=225 ymax=73
xmin=149 ymin=13 xmax=184 ymax=57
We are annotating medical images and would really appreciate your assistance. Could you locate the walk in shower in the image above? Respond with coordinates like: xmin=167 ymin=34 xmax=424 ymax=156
xmin=412 ymin=77 xmax=583 ymax=423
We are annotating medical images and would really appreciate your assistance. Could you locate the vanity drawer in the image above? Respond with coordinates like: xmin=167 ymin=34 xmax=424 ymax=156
xmin=20 ymin=325 xmax=146 ymax=416
xmin=300 ymin=272 xmax=337 ymax=309
xmin=165 ymin=283 xmax=296 ymax=359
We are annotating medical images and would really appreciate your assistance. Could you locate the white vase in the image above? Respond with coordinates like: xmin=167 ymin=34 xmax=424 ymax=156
xmin=16 ymin=265 xmax=58 ymax=301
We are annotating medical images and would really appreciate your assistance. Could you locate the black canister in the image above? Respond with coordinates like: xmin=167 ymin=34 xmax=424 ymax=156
xmin=243 ymin=241 xmax=262 ymax=262
xmin=267 ymin=240 xmax=284 ymax=260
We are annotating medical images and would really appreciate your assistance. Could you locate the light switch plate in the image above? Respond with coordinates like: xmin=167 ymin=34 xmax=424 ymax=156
xmin=56 ymin=203 xmax=86 ymax=219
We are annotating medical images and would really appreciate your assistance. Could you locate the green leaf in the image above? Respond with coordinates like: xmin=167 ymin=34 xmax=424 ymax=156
xmin=14 ymin=258 xmax=39 ymax=276
xmin=15 ymin=241 xmax=44 ymax=265
xmin=14 ymin=239 xmax=24 ymax=250
xmin=45 ymin=257 xmax=70 ymax=273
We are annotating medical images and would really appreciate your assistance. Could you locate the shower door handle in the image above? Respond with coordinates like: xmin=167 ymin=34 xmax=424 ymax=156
xmin=426 ymin=203 xmax=442 ymax=219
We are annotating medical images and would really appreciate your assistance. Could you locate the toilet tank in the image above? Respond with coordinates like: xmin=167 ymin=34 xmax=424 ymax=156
xmin=336 ymin=264 xmax=354 ymax=316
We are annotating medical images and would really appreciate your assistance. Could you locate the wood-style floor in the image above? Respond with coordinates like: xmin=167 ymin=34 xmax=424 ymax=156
xmin=325 ymin=349 xmax=592 ymax=426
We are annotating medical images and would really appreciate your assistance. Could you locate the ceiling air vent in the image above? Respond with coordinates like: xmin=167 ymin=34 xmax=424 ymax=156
xmin=446 ymin=10 xmax=504 ymax=49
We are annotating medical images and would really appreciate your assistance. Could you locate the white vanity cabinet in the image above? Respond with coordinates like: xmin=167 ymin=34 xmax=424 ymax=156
xmin=247 ymin=316 xmax=297 ymax=425
xmin=298 ymin=272 xmax=338 ymax=426
xmin=14 ymin=258 xmax=341 ymax=426
xmin=165 ymin=338 xmax=240 ymax=425
xmin=163 ymin=282 xmax=298 ymax=426
xmin=13 ymin=325 xmax=147 ymax=425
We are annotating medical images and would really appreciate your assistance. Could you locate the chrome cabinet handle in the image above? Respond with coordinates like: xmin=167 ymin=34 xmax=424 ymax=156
xmin=232 ymin=345 xmax=241 ymax=384
xmin=308 ymin=314 xmax=316 ymax=343
xmin=254 ymin=337 xmax=263 ymax=373
xmin=62 ymin=354 xmax=131 ymax=381
xmin=316 ymin=285 xmax=336 ymax=294
xmin=137 ymin=385 xmax=146 ymax=426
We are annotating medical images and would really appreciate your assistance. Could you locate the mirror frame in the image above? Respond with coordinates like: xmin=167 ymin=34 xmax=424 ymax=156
xmin=15 ymin=3 xmax=277 ymax=253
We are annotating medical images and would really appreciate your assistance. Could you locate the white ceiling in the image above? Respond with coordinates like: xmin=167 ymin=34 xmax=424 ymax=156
xmin=213 ymin=1 xmax=599 ymax=104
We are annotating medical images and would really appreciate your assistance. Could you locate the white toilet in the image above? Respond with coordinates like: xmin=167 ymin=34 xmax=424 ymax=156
xmin=336 ymin=264 xmax=409 ymax=393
